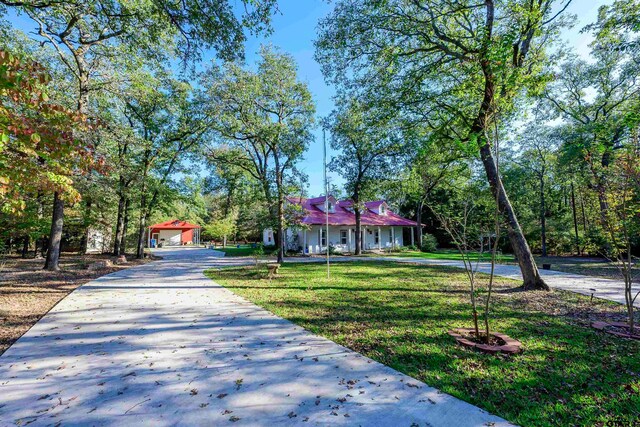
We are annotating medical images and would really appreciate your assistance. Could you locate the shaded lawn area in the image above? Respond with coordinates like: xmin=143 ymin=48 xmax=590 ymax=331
xmin=215 ymin=245 xmax=277 ymax=257
xmin=535 ymin=256 xmax=633 ymax=281
xmin=379 ymin=250 xmax=629 ymax=280
xmin=207 ymin=262 xmax=640 ymax=427
xmin=383 ymin=249 xmax=515 ymax=263
xmin=0 ymin=253 xmax=152 ymax=355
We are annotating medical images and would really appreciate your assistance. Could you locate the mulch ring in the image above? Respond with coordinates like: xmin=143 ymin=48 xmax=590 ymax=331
xmin=591 ymin=321 xmax=640 ymax=340
xmin=448 ymin=328 xmax=523 ymax=355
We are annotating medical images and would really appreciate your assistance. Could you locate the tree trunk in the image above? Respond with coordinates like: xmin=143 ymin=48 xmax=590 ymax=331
xmin=136 ymin=188 xmax=149 ymax=259
xmin=120 ymin=198 xmax=130 ymax=255
xmin=471 ymin=17 xmax=547 ymax=289
xmin=21 ymin=235 xmax=29 ymax=258
xmin=276 ymin=192 xmax=285 ymax=263
xmin=44 ymin=192 xmax=64 ymax=271
xmin=570 ymin=182 xmax=580 ymax=255
xmin=136 ymin=210 xmax=147 ymax=259
xmin=34 ymin=191 xmax=45 ymax=259
xmin=580 ymin=190 xmax=588 ymax=233
xmin=416 ymin=200 xmax=424 ymax=249
xmin=113 ymin=189 xmax=126 ymax=255
xmin=539 ymin=174 xmax=547 ymax=257
xmin=596 ymin=183 xmax=609 ymax=227
xmin=354 ymin=209 xmax=362 ymax=255
xmin=479 ymin=143 xmax=549 ymax=290
xmin=79 ymin=196 xmax=91 ymax=254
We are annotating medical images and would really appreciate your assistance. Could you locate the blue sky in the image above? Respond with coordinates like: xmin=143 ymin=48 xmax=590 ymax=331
xmin=5 ymin=0 xmax=611 ymax=197
xmin=237 ymin=0 xmax=611 ymax=196
xmin=239 ymin=0 xmax=336 ymax=197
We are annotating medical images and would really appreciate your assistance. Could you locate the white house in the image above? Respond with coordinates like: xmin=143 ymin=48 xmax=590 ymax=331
xmin=263 ymin=196 xmax=419 ymax=254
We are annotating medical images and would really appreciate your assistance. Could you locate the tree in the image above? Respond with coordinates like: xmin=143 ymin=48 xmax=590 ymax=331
xmin=600 ymin=145 xmax=640 ymax=334
xmin=1 ymin=0 xmax=277 ymax=267
xmin=325 ymin=99 xmax=403 ymax=255
xmin=397 ymin=130 xmax=466 ymax=248
xmin=121 ymin=72 xmax=207 ymax=259
xmin=0 ymin=49 xmax=98 ymax=269
xmin=546 ymin=51 xmax=640 ymax=229
xmin=203 ymin=213 xmax=238 ymax=248
xmin=514 ymin=122 xmax=558 ymax=257
xmin=316 ymin=0 xmax=573 ymax=289
xmin=202 ymin=45 xmax=315 ymax=263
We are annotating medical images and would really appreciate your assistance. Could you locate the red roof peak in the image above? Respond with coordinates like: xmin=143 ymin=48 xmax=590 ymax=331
xmin=149 ymin=219 xmax=201 ymax=229
xmin=285 ymin=196 xmax=417 ymax=226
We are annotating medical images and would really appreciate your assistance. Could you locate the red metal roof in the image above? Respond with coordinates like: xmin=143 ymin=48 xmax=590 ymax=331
xmin=148 ymin=219 xmax=201 ymax=229
xmin=287 ymin=197 xmax=418 ymax=227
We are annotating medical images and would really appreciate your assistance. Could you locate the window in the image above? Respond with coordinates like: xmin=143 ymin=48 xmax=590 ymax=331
xmin=340 ymin=230 xmax=348 ymax=245
xmin=380 ymin=205 xmax=386 ymax=215
xmin=389 ymin=228 xmax=393 ymax=243
xmin=374 ymin=230 xmax=380 ymax=244
xmin=320 ymin=228 xmax=327 ymax=246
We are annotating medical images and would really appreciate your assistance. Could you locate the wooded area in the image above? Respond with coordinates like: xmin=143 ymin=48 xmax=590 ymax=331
xmin=1 ymin=0 xmax=639 ymax=296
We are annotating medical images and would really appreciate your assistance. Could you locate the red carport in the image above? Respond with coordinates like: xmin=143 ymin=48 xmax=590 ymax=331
xmin=147 ymin=219 xmax=201 ymax=247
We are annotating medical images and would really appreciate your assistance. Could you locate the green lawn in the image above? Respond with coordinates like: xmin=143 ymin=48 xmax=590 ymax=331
xmin=207 ymin=262 xmax=640 ymax=427
xmin=377 ymin=250 xmax=626 ymax=280
xmin=213 ymin=244 xmax=277 ymax=257
xmin=381 ymin=249 xmax=516 ymax=263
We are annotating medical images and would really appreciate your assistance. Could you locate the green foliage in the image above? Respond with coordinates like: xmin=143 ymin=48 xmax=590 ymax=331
xmin=325 ymin=99 xmax=403 ymax=201
xmin=0 ymin=49 xmax=98 ymax=213
xmin=420 ymin=233 xmax=438 ymax=253
xmin=203 ymin=214 xmax=237 ymax=243
xmin=202 ymin=45 xmax=316 ymax=260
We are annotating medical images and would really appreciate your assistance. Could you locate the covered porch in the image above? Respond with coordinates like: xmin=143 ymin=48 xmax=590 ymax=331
xmin=292 ymin=225 xmax=416 ymax=254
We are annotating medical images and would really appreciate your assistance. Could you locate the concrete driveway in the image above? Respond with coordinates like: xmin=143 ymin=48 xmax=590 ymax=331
xmin=0 ymin=247 xmax=510 ymax=426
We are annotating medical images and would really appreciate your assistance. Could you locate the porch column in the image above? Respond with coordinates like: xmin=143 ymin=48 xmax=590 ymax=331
xmin=392 ymin=227 xmax=396 ymax=249
xmin=348 ymin=228 xmax=352 ymax=252
xmin=363 ymin=226 xmax=367 ymax=250
xmin=410 ymin=227 xmax=414 ymax=247
xmin=378 ymin=226 xmax=381 ymax=250
xmin=303 ymin=229 xmax=307 ymax=255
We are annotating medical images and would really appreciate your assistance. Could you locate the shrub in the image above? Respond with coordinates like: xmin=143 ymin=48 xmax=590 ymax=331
xmin=406 ymin=244 xmax=418 ymax=251
xmin=421 ymin=234 xmax=438 ymax=252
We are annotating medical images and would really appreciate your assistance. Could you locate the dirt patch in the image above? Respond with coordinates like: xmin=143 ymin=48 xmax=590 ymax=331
xmin=592 ymin=321 xmax=640 ymax=340
xmin=448 ymin=328 xmax=523 ymax=355
xmin=0 ymin=253 xmax=156 ymax=355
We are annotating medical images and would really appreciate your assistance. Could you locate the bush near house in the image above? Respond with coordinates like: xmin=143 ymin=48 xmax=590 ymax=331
xmin=421 ymin=233 xmax=438 ymax=252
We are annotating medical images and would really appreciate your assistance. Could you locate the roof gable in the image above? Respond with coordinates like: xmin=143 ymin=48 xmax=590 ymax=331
xmin=149 ymin=219 xmax=201 ymax=229
xmin=287 ymin=196 xmax=418 ymax=226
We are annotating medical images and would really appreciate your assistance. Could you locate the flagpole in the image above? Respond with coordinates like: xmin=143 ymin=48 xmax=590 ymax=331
xmin=323 ymin=129 xmax=330 ymax=279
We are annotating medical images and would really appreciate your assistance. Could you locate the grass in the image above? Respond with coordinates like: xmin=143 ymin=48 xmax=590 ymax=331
xmin=214 ymin=244 xmax=278 ymax=257
xmin=381 ymin=249 xmax=516 ymax=263
xmin=370 ymin=250 xmax=627 ymax=280
xmin=207 ymin=261 xmax=640 ymax=427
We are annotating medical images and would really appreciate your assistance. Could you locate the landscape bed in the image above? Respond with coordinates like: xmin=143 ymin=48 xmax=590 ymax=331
xmin=207 ymin=261 xmax=640 ymax=427
xmin=0 ymin=253 xmax=153 ymax=355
